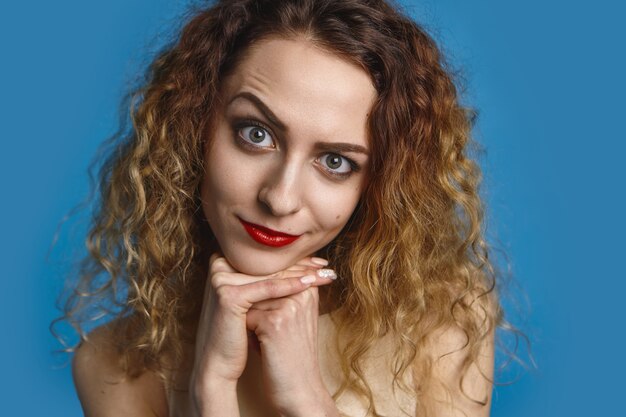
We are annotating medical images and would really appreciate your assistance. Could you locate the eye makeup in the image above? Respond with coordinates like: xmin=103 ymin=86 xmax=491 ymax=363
xmin=232 ymin=118 xmax=276 ymax=151
xmin=229 ymin=114 xmax=365 ymax=180
xmin=316 ymin=153 xmax=360 ymax=180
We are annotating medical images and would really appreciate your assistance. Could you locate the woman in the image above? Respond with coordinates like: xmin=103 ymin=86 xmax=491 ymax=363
xmin=59 ymin=0 xmax=501 ymax=415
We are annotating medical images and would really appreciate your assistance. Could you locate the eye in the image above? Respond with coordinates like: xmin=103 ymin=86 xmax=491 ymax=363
xmin=237 ymin=125 xmax=275 ymax=148
xmin=319 ymin=153 xmax=354 ymax=176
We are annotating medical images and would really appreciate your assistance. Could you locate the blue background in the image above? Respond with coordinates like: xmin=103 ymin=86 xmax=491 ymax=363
xmin=1 ymin=0 xmax=624 ymax=415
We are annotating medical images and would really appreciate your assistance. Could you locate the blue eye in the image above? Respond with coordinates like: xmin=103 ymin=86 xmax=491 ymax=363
xmin=320 ymin=153 xmax=353 ymax=175
xmin=238 ymin=125 xmax=275 ymax=148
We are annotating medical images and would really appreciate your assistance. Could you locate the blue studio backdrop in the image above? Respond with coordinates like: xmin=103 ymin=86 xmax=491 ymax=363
xmin=1 ymin=0 xmax=624 ymax=415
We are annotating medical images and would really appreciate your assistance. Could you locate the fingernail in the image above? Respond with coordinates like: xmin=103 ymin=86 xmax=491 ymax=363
xmin=316 ymin=269 xmax=337 ymax=280
xmin=300 ymin=275 xmax=316 ymax=284
xmin=311 ymin=257 xmax=329 ymax=266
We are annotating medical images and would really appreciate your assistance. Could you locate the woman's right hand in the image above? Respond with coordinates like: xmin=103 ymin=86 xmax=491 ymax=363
xmin=189 ymin=253 xmax=332 ymax=416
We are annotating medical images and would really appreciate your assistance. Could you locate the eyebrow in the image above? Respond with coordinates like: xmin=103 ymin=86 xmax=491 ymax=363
xmin=228 ymin=91 xmax=370 ymax=156
xmin=228 ymin=91 xmax=287 ymax=132
xmin=314 ymin=142 xmax=369 ymax=156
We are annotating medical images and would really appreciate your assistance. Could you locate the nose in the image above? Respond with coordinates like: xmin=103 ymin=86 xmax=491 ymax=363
xmin=258 ymin=162 xmax=303 ymax=217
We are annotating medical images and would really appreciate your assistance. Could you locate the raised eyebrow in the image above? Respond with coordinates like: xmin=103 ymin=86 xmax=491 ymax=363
xmin=227 ymin=91 xmax=287 ymax=132
xmin=227 ymin=91 xmax=369 ymax=155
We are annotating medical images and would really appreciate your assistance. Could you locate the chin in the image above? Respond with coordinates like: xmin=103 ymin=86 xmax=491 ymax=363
xmin=221 ymin=246 xmax=301 ymax=276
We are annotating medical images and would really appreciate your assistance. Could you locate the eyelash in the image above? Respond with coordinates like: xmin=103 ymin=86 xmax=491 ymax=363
xmin=322 ymin=155 xmax=361 ymax=180
xmin=233 ymin=119 xmax=275 ymax=150
xmin=231 ymin=118 xmax=361 ymax=179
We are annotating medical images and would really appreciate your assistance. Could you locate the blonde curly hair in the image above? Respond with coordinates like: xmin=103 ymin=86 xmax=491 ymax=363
xmin=54 ymin=0 xmax=507 ymax=414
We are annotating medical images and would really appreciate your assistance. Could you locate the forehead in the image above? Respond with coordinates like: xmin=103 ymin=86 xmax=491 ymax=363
xmin=220 ymin=37 xmax=377 ymax=146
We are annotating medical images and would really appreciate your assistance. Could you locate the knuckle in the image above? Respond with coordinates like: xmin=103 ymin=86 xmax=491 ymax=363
xmin=267 ymin=312 xmax=284 ymax=332
xmin=210 ymin=256 xmax=228 ymax=274
xmin=292 ymin=289 xmax=308 ymax=302
xmin=293 ymin=288 xmax=317 ymax=310
xmin=209 ymin=253 xmax=219 ymax=264
xmin=214 ymin=285 xmax=236 ymax=307
xmin=262 ymin=280 xmax=282 ymax=298
xmin=210 ymin=271 xmax=227 ymax=288
xmin=283 ymin=298 xmax=299 ymax=315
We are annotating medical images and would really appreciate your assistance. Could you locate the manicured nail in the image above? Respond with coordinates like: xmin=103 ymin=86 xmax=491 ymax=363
xmin=311 ymin=257 xmax=329 ymax=266
xmin=300 ymin=275 xmax=316 ymax=284
xmin=316 ymin=269 xmax=337 ymax=280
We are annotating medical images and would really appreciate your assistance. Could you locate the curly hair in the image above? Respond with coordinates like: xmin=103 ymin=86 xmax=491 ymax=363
xmin=54 ymin=0 xmax=505 ymax=415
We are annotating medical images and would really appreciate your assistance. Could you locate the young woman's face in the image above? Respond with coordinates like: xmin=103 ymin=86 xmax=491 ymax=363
xmin=201 ymin=37 xmax=376 ymax=275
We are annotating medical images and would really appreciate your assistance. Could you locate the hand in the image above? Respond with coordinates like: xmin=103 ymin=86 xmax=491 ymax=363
xmin=189 ymin=254 xmax=334 ymax=416
xmin=247 ymin=286 xmax=339 ymax=416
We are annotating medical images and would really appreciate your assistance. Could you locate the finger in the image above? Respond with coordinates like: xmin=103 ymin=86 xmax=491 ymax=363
xmin=274 ymin=267 xmax=337 ymax=282
xmin=268 ymin=267 xmax=316 ymax=279
xmin=294 ymin=256 xmax=329 ymax=268
xmin=232 ymin=275 xmax=323 ymax=307
xmin=248 ymin=296 xmax=290 ymax=312
xmin=250 ymin=286 xmax=319 ymax=312
xmin=246 ymin=308 xmax=270 ymax=335
xmin=209 ymin=252 xmax=221 ymax=264
xmin=246 ymin=288 xmax=320 ymax=334
xmin=266 ymin=265 xmax=309 ymax=279
xmin=277 ymin=265 xmax=309 ymax=273
xmin=211 ymin=266 xmax=336 ymax=289
xmin=266 ymin=260 xmax=322 ymax=277
xmin=211 ymin=271 xmax=254 ymax=288
xmin=209 ymin=254 xmax=237 ymax=274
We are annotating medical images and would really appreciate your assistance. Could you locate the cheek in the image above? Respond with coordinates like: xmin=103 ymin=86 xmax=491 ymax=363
xmin=202 ymin=138 xmax=260 ymax=206
xmin=311 ymin=184 xmax=362 ymax=233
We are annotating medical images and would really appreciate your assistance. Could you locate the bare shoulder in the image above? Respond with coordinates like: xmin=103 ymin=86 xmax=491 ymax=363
xmin=72 ymin=320 xmax=169 ymax=417
xmin=421 ymin=294 xmax=497 ymax=417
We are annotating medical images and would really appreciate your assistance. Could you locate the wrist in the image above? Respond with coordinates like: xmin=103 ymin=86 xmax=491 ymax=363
xmin=189 ymin=375 xmax=239 ymax=417
xmin=277 ymin=387 xmax=339 ymax=417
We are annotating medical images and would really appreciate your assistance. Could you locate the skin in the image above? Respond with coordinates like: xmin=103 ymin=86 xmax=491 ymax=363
xmin=191 ymin=37 xmax=376 ymax=416
xmin=200 ymin=37 xmax=375 ymax=276
xmin=71 ymin=36 xmax=495 ymax=417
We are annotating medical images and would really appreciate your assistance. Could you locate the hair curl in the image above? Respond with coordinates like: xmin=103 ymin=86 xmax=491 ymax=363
xmin=54 ymin=0 xmax=507 ymax=415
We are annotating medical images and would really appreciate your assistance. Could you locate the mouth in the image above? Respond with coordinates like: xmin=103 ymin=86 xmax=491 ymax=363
xmin=238 ymin=217 xmax=302 ymax=247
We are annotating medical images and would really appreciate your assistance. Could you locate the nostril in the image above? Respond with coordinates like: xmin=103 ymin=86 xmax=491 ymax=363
xmin=257 ymin=164 xmax=303 ymax=216
xmin=258 ymin=185 xmax=301 ymax=217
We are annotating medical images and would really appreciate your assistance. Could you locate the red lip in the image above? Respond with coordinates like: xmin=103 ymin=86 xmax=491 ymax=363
xmin=239 ymin=218 xmax=301 ymax=247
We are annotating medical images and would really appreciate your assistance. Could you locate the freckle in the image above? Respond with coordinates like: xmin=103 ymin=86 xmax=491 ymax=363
xmin=336 ymin=215 xmax=340 ymax=220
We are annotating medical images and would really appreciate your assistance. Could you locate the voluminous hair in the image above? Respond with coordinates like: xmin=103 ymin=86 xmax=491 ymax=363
xmin=55 ymin=0 xmax=505 ymax=414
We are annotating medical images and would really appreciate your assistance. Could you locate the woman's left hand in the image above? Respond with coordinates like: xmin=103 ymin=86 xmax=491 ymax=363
xmin=246 ymin=278 xmax=339 ymax=416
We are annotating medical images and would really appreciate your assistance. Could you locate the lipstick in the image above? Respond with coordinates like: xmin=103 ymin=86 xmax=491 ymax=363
xmin=239 ymin=218 xmax=301 ymax=247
